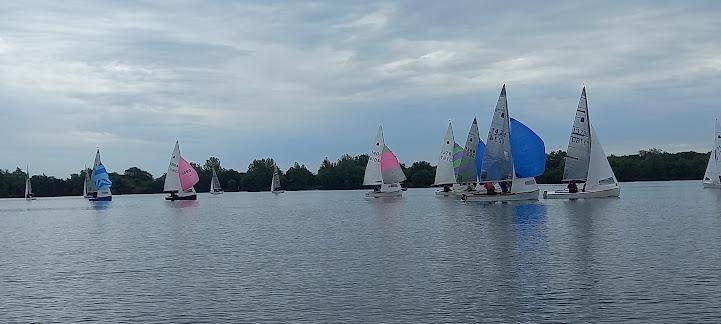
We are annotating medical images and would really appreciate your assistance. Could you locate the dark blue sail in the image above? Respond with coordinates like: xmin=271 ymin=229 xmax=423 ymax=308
xmin=510 ymin=118 xmax=545 ymax=178
xmin=475 ymin=141 xmax=486 ymax=179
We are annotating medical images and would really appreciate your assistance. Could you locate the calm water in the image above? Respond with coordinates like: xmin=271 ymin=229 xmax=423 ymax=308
xmin=2 ymin=181 xmax=721 ymax=323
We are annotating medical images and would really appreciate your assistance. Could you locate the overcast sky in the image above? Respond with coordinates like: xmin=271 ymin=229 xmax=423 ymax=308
xmin=1 ymin=1 xmax=720 ymax=177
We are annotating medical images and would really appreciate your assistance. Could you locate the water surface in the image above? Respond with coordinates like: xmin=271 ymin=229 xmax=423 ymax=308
xmin=2 ymin=181 xmax=721 ymax=322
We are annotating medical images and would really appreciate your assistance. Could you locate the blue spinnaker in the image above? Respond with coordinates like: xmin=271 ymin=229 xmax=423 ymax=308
xmin=94 ymin=163 xmax=113 ymax=189
xmin=475 ymin=141 xmax=486 ymax=180
xmin=510 ymin=118 xmax=545 ymax=178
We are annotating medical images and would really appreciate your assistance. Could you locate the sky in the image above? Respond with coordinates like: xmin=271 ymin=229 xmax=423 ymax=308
xmin=1 ymin=1 xmax=720 ymax=177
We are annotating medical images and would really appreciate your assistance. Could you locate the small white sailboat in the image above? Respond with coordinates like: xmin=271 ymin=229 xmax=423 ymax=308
xmin=164 ymin=141 xmax=200 ymax=201
xmin=462 ymin=85 xmax=545 ymax=202
xmin=270 ymin=165 xmax=284 ymax=194
xmin=543 ymin=87 xmax=620 ymax=199
xmin=25 ymin=166 xmax=35 ymax=200
xmin=82 ymin=166 xmax=94 ymax=199
xmin=88 ymin=149 xmax=113 ymax=201
xmin=434 ymin=121 xmax=458 ymax=196
xmin=703 ymin=119 xmax=721 ymax=188
xmin=210 ymin=167 xmax=224 ymax=195
xmin=454 ymin=118 xmax=484 ymax=195
xmin=363 ymin=125 xmax=407 ymax=198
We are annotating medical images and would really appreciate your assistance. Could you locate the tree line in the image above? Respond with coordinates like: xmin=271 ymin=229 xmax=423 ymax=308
xmin=0 ymin=149 xmax=711 ymax=198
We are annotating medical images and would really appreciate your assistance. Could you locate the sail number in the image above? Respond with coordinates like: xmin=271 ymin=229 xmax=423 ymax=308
xmin=489 ymin=127 xmax=505 ymax=144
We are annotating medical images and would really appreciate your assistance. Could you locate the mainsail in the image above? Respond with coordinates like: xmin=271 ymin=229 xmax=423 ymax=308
xmin=271 ymin=165 xmax=282 ymax=191
xmin=164 ymin=141 xmax=182 ymax=192
xmin=380 ymin=145 xmax=406 ymax=184
xmin=563 ymin=87 xmax=592 ymax=182
xmin=480 ymin=85 xmax=514 ymax=182
xmin=704 ymin=119 xmax=721 ymax=185
xmin=83 ymin=168 xmax=93 ymax=196
xmin=363 ymin=126 xmax=385 ymax=186
xmin=434 ymin=122 xmax=456 ymax=186
xmin=457 ymin=118 xmax=481 ymax=183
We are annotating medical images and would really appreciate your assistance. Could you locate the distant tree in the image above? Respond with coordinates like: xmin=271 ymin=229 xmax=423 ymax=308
xmin=284 ymin=163 xmax=316 ymax=190
xmin=403 ymin=161 xmax=435 ymax=187
xmin=242 ymin=158 xmax=276 ymax=191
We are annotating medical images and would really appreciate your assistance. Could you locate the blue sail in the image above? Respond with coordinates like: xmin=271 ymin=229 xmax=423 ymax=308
xmin=475 ymin=140 xmax=486 ymax=180
xmin=510 ymin=118 xmax=545 ymax=178
xmin=94 ymin=163 xmax=113 ymax=190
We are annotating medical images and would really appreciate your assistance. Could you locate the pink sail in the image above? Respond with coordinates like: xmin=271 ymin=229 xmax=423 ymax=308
xmin=380 ymin=145 xmax=407 ymax=184
xmin=179 ymin=158 xmax=200 ymax=190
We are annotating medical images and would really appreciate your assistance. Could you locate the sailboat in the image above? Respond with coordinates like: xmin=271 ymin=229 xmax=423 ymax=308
xmin=164 ymin=141 xmax=200 ymax=201
xmin=702 ymin=119 xmax=721 ymax=188
xmin=210 ymin=167 xmax=224 ymax=195
xmin=462 ymin=85 xmax=546 ymax=202
xmin=88 ymin=149 xmax=112 ymax=201
xmin=270 ymin=165 xmax=284 ymax=193
xmin=25 ymin=166 xmax=35 ymax=200
xmin=543 ymin=87 xmax=620 ymax=198
xmin=455 ymin=118 xmax=485 ymax=194
xmin=363 ymin=125 xmax=407 ymax=198
xmin=434 ymin=121 xmax=458 ymax=196
xmin=82 ymin=166 xmax=94 ymax=199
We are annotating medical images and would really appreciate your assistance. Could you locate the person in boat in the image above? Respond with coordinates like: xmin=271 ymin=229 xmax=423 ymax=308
xmin=499 ymin=181 xmax=510 ymax=194
xmin=373 ymin=186 xmax=381 ymax=193
xmin=442 ymin=185 xmax=451 ymax=192
xmin=484 ymin=182 xmax=496 ymax=195
xmin=568 ymin=180 xmax=578 ymax=193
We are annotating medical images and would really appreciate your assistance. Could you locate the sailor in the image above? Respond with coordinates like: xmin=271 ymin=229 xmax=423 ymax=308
xmin=568 ymin=180 xmax=578 ymax=193
xmin=484 ymin=182 xmax=496 ymax=195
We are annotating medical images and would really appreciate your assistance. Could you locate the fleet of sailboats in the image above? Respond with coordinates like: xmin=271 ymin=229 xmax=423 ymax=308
xmin=16 ymin=85 xmax=716 ymax=202
xmin=703 ymin=119 xmax=721 ymax=189
xmin=363 ymin=125 xmax=407 ymax=198
xmin=544 ymin=87 xmax=620 ymax=199
xmin=271 ymin=164 xmax=284 ymax=194
xmin=461 ymin=85 xmax=546 ymax=202
xmin=164 ymin=141 xmax=200 ymax=201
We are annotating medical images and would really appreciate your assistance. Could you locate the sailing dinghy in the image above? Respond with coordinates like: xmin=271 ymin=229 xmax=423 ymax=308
xmin=703 ymin=119 xmax=721 ymax=188
xmin=25 ymin=165 xmax=35 ymax=200
xmin=210 ymin=167 xmax=224 ymax=195
xmin=543 ymin=88 xmax=620 ymax=199
xmin=462 ymin=85 xmax=545 ymax=202
xmin=434 ymin=121 xmax=461 ymax=196
xmin=363 ymin=125 xmax=407 ymax=198
xmin=88 ymin=149 xmax=113 ymax=201
xmin=82 ymin=166 xmax=94 ymax=199
xmin=271 ymin=165 xmax=284 ymax=193
xmin=164 ymin=141 xmax=200 ymax=201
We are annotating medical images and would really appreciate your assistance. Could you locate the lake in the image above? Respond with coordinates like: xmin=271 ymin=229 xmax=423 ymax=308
xmin=2 ymin=181 xmax=721 ymax=322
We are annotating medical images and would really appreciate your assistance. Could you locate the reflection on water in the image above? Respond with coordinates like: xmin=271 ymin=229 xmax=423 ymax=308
xmin=1 ymin=182 xmax=721 ymax=322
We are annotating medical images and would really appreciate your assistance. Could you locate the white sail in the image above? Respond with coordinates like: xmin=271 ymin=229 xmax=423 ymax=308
xmin=457 ymin=118 xmax=480 ymax=183
xmin=83 ymin=168 xmax=92 ymax=197
xmin=585 ymin=126 xmax=618 ymax=192
xmin=434 ymin=121 xmax=456 ymax=185
xmin=210 ymin=167 xmax=222 ymax=192
xmin=563 ymin=87 xmax=592 ymax=182
xmin=704 ymin=119 xmax=721 ymax=185
xmin=481 ymin=85 xmax=514 ymax=182
xmin=90 ymin=149 xmax=112 ymax=199
xmin=163 ymin=141 xmax=182 ymax=192
xmin=363 ymin=125 xmax=384 ymax=186
xmin=24 ymin=167 xmax=32 ymax=198
xmin=271 ymin=165 xmax=282 ymax=191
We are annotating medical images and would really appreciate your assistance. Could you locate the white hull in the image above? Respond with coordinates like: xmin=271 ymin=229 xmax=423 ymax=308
xmin=271 ymin=190 xmax=285 ymax=194
xmin=365 ymin=190 xmax=402 ymax=198
xmin=703 ymin=182 xmax=721 ymax=189
xmin=210 ymin=191 xmax=224 ymax=195
xmin=543 ymin=186 xmax=620 ymax=199
xmin=461 ymin=189 xmax=539 ymax=202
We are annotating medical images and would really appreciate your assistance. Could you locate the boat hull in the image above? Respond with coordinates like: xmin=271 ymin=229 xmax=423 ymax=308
xmin=89 ymin=196 xmax=112 ymax=202
xmin=461 ymin=189 xmax=539 ymax=202
xmin=703 ymin=182 xmax=721 ymax=189
xmin=210 ymin=191 xmax=224 ymax=195
xmin=543 ymin=186 xmax=620 ymax=199
xmin=365 ymin=190 xmax=402 ymax=198
xmin=272 ymin=190 xmax=285 ymax=194
xmin=165 ymin=194 xmax=197 ymax=201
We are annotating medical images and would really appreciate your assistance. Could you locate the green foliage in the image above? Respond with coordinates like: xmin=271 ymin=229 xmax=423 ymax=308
xmin=0 ymin=149 xmax=712 ymax=197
